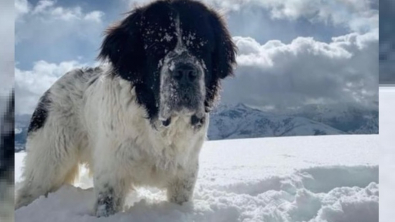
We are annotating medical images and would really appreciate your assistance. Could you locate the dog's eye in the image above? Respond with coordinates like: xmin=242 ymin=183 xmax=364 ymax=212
xmin=145 ymin=42 xmax=168 ymax=58
xmin=145 ymin=43 xmax=159 ymax=52
xmin=145 ymin=43 xmax=155 ymax=50
xmin=189 ymin=46 xmax=210 ymax=60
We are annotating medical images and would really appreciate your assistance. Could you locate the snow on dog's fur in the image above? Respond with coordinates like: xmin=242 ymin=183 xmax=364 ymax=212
xmin=16 ymin=0 xmax=236 ymax=217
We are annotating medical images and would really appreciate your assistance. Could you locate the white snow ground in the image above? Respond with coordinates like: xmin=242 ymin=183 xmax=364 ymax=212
xmin=15 ymin=133 xmax=379 ymax=222
xmin=379 ymin=87 xmax=395 ymax=222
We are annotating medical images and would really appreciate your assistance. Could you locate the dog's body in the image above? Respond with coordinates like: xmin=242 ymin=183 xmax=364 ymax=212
xmin=17 ymin=66 xmax=207 ymax=215
xmin=16 ymin=0 xmax=236 ymax=216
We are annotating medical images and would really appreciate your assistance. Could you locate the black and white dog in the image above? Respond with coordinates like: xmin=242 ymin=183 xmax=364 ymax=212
xmin=16 ymin=0 xmax=236 ymax=216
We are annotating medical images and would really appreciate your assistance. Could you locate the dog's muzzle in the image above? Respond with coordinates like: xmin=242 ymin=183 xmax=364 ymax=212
xmin=172 ymin=62 xmax=199 ymax=85
xmin=159 ymin=51 xmax=206 ymax=127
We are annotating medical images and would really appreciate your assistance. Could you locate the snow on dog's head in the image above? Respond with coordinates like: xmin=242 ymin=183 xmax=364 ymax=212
xmin=98 ymin=0 xmax=237 ymax=127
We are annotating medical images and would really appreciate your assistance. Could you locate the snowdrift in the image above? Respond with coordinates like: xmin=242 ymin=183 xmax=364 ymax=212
xmin=379 ymin=87 xmax=395 ymax=222
xmin=15 ymin=134 xmax=379 ymax=222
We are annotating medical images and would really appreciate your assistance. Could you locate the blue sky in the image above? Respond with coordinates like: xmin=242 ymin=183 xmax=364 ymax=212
xmin=12 ymin=0 xmax=379 ymax=115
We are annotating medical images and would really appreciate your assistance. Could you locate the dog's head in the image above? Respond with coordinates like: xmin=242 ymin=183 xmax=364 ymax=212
xmin=98 ymin=0 xmax=236 ymax=127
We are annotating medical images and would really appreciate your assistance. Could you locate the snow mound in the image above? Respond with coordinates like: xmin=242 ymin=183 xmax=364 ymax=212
xmin=15 ymin=135 xmax=379 ymax=222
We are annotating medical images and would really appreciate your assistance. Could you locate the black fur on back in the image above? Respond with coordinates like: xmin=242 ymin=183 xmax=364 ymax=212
xmin=27 ymin=90 xmax=51 ymax=135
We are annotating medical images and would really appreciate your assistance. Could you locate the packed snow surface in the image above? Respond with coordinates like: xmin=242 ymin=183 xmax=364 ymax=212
xmin=15 ymin=134 xmax=378 ymax=222
xmin=379 ymin=87 xmax=395 ymax=222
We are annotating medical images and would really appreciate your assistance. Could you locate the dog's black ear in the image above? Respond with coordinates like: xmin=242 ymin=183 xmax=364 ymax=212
xmin=210 ymin=12 xmax=237 ymax=79
xmin=98 ymin=9 xmax=144 ymax=82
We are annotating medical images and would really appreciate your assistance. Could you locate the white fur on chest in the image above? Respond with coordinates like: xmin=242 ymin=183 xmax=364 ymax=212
xmin=82 ymin=74 xmax=207 ymax=186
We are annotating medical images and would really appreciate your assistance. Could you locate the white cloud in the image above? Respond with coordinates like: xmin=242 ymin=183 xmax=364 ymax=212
xmin=15 ymin=0 xmax=30 ymax=20
xmin=220 ymin=30 xmax=378 ymax=109
xmin=15 ymin=0 xmax=106 ymax=68
xmin=234 ymin=36 xmax=353 ymax=68
xmin=124 ymin=0 xmax=154 ymax=8
xmin=32 ymin=0 xmax=54 ymax=14
xmin=15 ymin=0 xmax=105 ymax=44
xmin=15 ymin=60 xmax=87 ymax=115
xmin=201 ymin=0 xmax=377 ymax=33
xmin=16 ymin=0 xmax=104 ymax=23
xmin=84 ymin=11 xmax=105 ymax=23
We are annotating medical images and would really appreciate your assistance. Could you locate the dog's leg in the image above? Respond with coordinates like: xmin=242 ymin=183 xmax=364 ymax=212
xmin=15 ymin=127 xmax=80 ymax=209
xmin=167 ymin=160 xmax=199 ymax=205
xmin=92 ymin=140 xmax=129 ymax=217
xmin=93 ymin=179 xmax=128 ymax=217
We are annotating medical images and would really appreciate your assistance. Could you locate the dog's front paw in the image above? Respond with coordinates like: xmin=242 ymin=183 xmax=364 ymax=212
xmin=168 ymin=193 xmax=190 ymax=205
xmin=95 ymin=205 xmax=113 ymax=217
xmin=94 ymin=195 xmax=118 ymax=217
xmin=167 ymin=178 xmax=195 ymax=205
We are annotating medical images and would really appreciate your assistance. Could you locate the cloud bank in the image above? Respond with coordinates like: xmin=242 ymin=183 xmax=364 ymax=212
xmin=202 ymin=0 xmax=377 ymax=32
xmin=15 ymin=0 xmax=105 ymax=69
xmin=14 ymin=0 xmax=379 ymax=115
xmin=220 ymin=31 xmax=378 ymax=110
xmin=15 ymin=60 xmax=89 ymax=115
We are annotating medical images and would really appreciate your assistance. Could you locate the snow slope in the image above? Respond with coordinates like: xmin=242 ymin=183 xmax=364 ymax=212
xmin=15 ymin=135 xmax=379 ymax=222
xmin=379 ymin=87 xmax=395 ymax=222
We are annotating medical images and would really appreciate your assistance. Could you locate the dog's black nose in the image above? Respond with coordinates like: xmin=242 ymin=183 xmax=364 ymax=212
xmin=173 ymin=63 xmax=198 ymax=83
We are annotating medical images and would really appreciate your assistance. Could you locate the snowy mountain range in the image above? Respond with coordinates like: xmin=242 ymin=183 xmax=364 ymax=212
xmin=208 ymin=103 xmax=345 ymax=140
xmin=14 ymin=103 xmax=378 ymax=151
xmin=285 ymin=103 xmax=379 ymax=134
xmin=15 ymin=114 xmax=30 ymax=152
